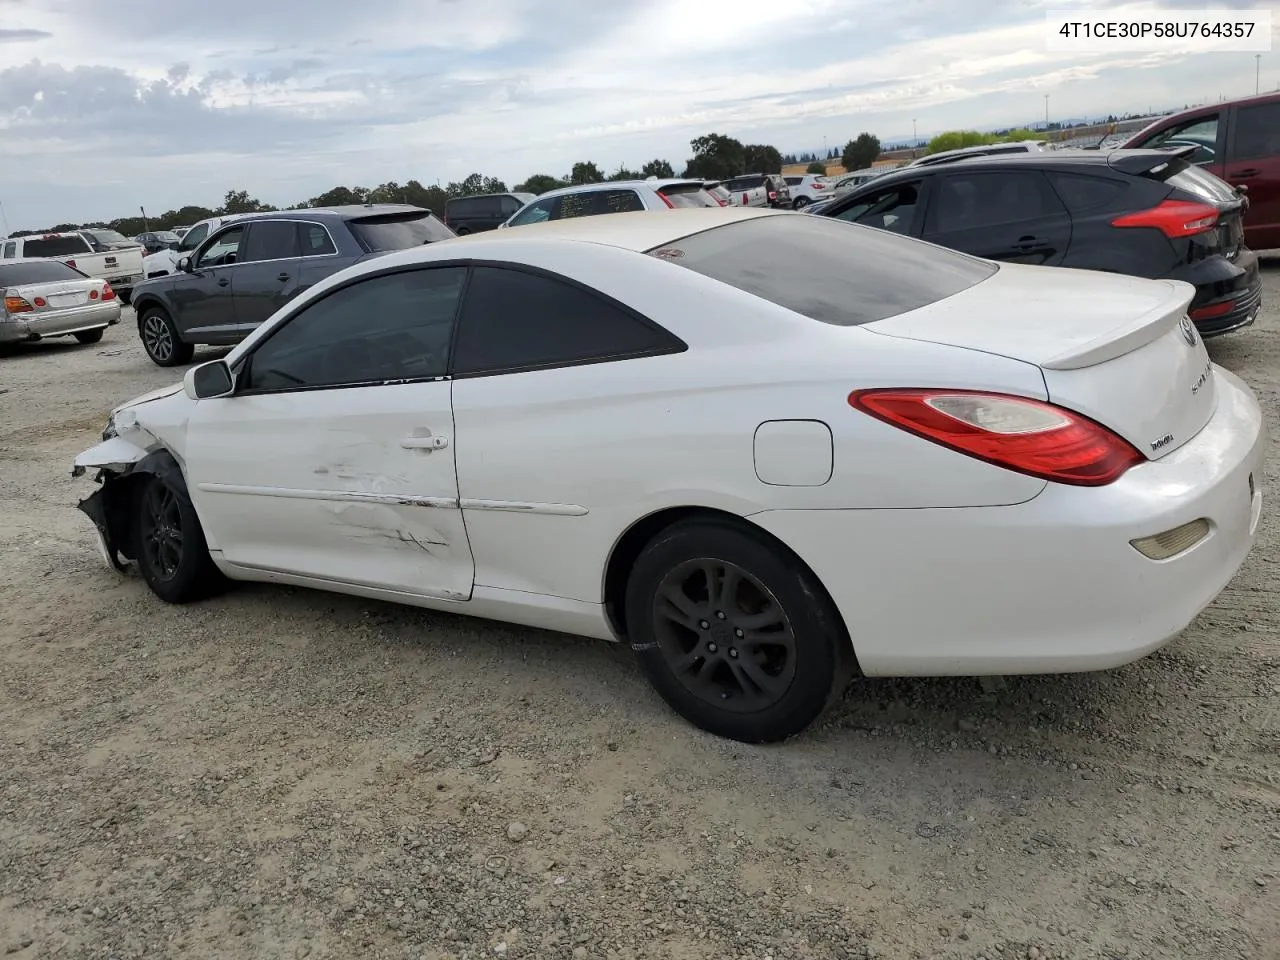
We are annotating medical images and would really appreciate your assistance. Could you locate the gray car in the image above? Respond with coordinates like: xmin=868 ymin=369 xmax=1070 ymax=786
xmin=130 ymin=205 xmax=455 ymax=366
xmin=0 ymin=259 xmax=122 ymax=346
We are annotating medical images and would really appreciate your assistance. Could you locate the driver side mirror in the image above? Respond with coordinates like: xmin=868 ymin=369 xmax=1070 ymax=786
xmin=177 ymin=256 xmax=193 ymax=273
xmin=184 ymin=360 xmax=235 ymax=400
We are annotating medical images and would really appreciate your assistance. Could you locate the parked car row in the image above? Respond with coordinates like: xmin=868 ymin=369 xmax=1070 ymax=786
xmin=1 ymin=230 xmax=144 ymax=304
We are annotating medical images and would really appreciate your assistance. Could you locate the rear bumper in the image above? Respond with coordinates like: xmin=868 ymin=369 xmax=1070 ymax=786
xmin=752 ymin=369 xmax=1266 ymax=676
xmin=106 ymin=272 xmax=143 ymax=292
xmin=0 ymin=301 xmax=121 ymax=343
xmin=1173 ymin=248 xmax=1262 ymax=338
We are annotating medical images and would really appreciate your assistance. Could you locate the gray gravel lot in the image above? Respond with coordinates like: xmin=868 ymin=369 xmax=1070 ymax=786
xmin=1 ymin=266 xmax=1278 ymax=960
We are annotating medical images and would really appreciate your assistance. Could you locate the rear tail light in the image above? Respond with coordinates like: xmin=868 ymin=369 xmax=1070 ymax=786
xmin=1188 ymin=299 xmax=1233 ymax=320
xmin=768 ymin=191 xmax=777 ymax=201
xmin=657 ymin=191 xmax=675 ymax=208
xmin=3 ymin=293 xmax=33 ymax=313
xmin=848 ymin=389 xmax=1144 ymax=486
xmin=33 ymin=296 xmax=47 ymax=307
xmin=742 ymin=192 xmax=749 ymax=205
xmin=89 ymin=288 xmax=99 ymax=300
xmin=1111 ymin=200 xmax=1219 ymax=238
xmin=101 ymin=283 xmax=116 ymax=301
xmin=65 ymin=259 xmax=77 ymax=269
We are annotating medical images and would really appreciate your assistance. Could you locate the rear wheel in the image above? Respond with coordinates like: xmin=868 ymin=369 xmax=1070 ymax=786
xmin=793 ymin=196 xmax=811 ymax=209
xmin=130 ymin=474 xmax=226 ymax=604
xmin=456 ymin=226 xmax=472 ymax=236
xmin=625 ymin=519 xmax=851 ymax=743
xmin=139 ymin=307 xmax=193 ymax=367
xmin=74 ymin=328 xmax=104 ymax=344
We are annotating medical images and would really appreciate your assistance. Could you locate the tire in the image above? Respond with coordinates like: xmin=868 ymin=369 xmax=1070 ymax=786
xmin=138 ymin=307 xmax=193 ymax=367
xmin=129 ymin=473 xmax=226 ymax=604
xmin=624 ymin=519 xmax=852 ymax=743
xmin=456 ymin=227 xmax=472 ymax=236
xmin=74 ymin=328 xmax=104 ymax=344
xmin=118 ymin=290 xmax=132 ymax=306
xmin=792 ymin=197 xmax=811 ymax=210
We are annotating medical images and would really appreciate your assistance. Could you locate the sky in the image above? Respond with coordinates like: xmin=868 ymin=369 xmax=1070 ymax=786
xmin=0 ymin=0 xmax=1274 ymax=229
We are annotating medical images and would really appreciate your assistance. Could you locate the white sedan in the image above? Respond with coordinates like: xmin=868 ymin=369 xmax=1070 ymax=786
xmin=72 ymin=208 xmax=1266 ymax=743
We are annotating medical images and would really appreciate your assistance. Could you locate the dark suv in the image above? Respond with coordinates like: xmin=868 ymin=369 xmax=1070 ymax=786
xmin=444 ymin=192 xmax=536 ymax=234
xmin=130 ymin=205 xmax=456 ymax=366
xmin=817 ymin=148 xmax=1261 ymax=338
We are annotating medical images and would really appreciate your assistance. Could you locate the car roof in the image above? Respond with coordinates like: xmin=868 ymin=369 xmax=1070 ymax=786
xmin=532 ymin=179 xmax=706 ymax=200
xmin=847 ymin=148 xmax=1179 ymax=186
xmin=230 ymin=204 xmax=434 ymax=224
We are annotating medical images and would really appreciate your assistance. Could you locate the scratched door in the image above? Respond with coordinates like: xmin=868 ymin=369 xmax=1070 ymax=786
xmin=183 ymin=380 xmax=475 ymax=601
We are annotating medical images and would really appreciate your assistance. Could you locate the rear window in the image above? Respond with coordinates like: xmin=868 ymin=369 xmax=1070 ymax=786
xmin=21 ymin=235 xmax=91 ymax=258
xmin=86 ymin=230 xmax=131 ymax=245
xmin=648 ymin=215 xmax=996 ymax=326
xmin=658 ymin=184 xmax=719 ymax=208
xmin=727 ymin=175 xmax=765 ymax=190
xmin=1151 ymin=157 xmax=1239 ymax=205
xmin=348 ymin=211 xmax=455 ymax=251
xmin=0 ymin=260 xmax=83 ymax=285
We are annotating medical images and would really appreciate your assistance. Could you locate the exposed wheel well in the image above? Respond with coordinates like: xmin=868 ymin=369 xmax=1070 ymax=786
xmin=132 ymin=298 xmax=168 ymax=327
xmin=602 ymin=506 xmax=854 ymax=661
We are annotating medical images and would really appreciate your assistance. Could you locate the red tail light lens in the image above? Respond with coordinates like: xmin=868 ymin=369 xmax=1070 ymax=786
xmin=1111 ymin=199 xmax=1219 ymax=238
xmin=742 ymin=192 xmax=749 ymax=205
xmin=848 ymin=389 xmax=1144 ymax=486
xmin=89 ymin=289 xmax=99 ymax=300
xmin=65 ymin=259 xmax=77 ymax=269
xmin=33 ymin=296 xmax=47 ymax=307
xmin=657 ymin=191 xmax=675 ymax=208
xmin=1188 ymin=299 xmax=1232 ymax=319
xmin=102 ymin=283 xmax=116 ymax=301
xmin=3 ymin=294 xmax=33 ymax=313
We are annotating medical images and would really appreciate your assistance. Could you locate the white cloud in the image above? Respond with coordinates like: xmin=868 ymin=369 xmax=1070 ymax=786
xmin=0 ymin=0 xmax=1274 ymax=228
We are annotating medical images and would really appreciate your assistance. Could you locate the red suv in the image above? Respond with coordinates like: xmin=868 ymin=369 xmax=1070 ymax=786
xmin=1123 ymin=92 xmax=1280 ymax=249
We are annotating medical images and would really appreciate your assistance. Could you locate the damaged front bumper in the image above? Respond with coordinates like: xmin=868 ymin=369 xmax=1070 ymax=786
xmin=71 ymin=436 xmax=154 ymax=571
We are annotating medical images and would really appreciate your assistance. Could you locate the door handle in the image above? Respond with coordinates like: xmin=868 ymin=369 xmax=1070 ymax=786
xmin=400 ymin=435 xmax=449 ymax=451
xmin=1014 ymin=236 xmax=1048 ymax=251
xmin=1231 ymin=168 xmax=1260 ymax=179
xmin=217 ymin=277 xmax=229 ymax=287
xmin=277 ymin=272 xmax=290 ymax=282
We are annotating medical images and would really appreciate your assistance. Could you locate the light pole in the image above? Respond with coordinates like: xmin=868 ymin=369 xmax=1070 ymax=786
xmin=1256 ymin=54 xmax=1262 ymax=95
xmin=1044 ymin=93 xmax=1050 ymax=129
xmin=912 ymin=118 xmax=917 ymax=146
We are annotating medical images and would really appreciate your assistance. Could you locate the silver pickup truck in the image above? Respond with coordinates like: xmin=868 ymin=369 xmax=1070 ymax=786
xmin=0 ymin=231 xmax=145 ymax=304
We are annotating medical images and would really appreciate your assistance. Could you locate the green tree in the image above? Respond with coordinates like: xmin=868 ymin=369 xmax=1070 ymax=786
xmin=607 ymin=166 xmax=642 ymax=181
xmin=304 ymin=186 xmax=369 ymax=208
xmin=998 ymin=128 xmax=1040 ymax=142
xmin=219 ymin=189 xmax=275 ymax=215
xmin=516 ymin=173 xmax=567 ymax=194
xmin=805 ymin=160 xmax=828 ymax=175
xmin=640 ymin=158 xmax=674 ymax=179
xmin=841 ymin=133 xmax=881 ymax=172
xmin=570 ymin=161 xmax=605 ymax=185
xmin=925 ymin=130 xmax=996 ymax=154
xmin=682 ymin=133 xmax=746 ymax=180
xmin=742 ymin=143 xmax=783 ymax=174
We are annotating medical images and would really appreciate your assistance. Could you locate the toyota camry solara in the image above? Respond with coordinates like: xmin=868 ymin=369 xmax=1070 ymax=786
xmin=72 ymin=208 xmax=1266 ymax=743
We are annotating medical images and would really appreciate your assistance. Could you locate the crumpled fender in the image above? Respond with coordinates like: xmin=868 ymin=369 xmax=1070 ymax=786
xmin=71 ymin=436 xmax=153 ymax=478
xmin=75 ymin=448 xmax=191 ymax=571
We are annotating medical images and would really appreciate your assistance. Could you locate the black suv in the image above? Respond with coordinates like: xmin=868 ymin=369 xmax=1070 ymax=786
xmin=818 ymin=148 xmax=1261 ymax=338
xmin=444 ymin=192 xmax=536 ymax=234
xmin=130 ymin=205 xmax=456 ymax=366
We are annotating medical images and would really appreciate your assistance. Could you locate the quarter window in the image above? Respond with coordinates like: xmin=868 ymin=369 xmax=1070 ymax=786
xmin=299 ymin=223 xmax=337 ymax=256
xmin=1046 ymin=173 xmax=1126 ymax=211
xmin=451 ymin=266 xmax=681 ymax=376
xmin=242 ymin=267 xmax=466 ymax=392
xmin=195 ymin=227 xmax=246 ymax=268
xmin=2 ymin=242 xmax=15 ymax=258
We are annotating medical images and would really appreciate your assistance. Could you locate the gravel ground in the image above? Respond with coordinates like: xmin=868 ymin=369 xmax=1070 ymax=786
xmin=1 ymin=270 xmax=1278 ymax=960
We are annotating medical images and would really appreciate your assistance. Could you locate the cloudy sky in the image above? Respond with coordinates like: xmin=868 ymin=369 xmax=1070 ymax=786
xmin=0 ymin=0 xmax=1273 ymax=228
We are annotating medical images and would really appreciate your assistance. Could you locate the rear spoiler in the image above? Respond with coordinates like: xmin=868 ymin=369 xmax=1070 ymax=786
xmin=1107 ymin=144 xmax=1199 ymax=174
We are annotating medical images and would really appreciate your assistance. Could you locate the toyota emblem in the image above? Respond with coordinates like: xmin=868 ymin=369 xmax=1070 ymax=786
xmin=1180 ymin=316 xmax=1198 ymax=347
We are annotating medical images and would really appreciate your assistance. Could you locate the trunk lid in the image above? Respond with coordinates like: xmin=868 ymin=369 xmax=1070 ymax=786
xmin=14 ymin=279 xmax=96 ymax=311
xmin=863 ymin=263 xmax=1216 ymax=459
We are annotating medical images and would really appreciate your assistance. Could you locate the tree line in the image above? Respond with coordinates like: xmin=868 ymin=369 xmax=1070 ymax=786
xmin=10 ymin=130 xmax=898 ymax=237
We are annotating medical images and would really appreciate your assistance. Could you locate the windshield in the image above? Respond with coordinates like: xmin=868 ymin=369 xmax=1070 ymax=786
xmin=348 ymin=211 xmax=456 ymax=251
xmin=648 ymin=215 xmax=996 ymax=326
xmin=0 ymin=260 xmax=84 ymax=285
xmin=20 ymin=235 xmax=91 ymax=258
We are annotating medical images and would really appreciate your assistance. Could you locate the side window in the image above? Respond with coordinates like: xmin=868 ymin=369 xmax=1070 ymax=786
xmin=241 ymin=220 xmax=301 ymax=263
xmin=598 ymin=190 xmax=644 ymax=214
xmin=178 ymin=223 xmax=209 ymax=252
xmin=559 ymin=193 xmax=595 ymax=219
xmin=784 ymin=177 xmax=802 ymax=186
xmin=243 ymin=267 xmax=466 ymax=392
xmin=1136 ymin=114 xmax=1219 ymax=164
xmin=194 ymin=226 xmax=246 ymax=268
xmin=299 ymin=223 xmax=337 ymax=256
xmin=500 ymin=195 xmax=523 ymax=215
xmin=452 ymin=266 xmax=681 ymax=376
xmin=2 ymin=242 xmax=14 ymax=258
xmin=930 ymin=172 xmax=1064 ymax=233
xmin=1232 ymin=102 xmax=1280 ymax=161
xmin=509 ymin=198 xmax=556 ymax=226
xmin=1046 ymin=173 xmax=1127 ymax=212
xmin=832 ymin=182 xmax=923 ymax=234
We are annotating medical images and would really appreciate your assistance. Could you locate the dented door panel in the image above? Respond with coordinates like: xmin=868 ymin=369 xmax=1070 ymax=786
xmin=182 ymin=381 xmax=474 ymax=600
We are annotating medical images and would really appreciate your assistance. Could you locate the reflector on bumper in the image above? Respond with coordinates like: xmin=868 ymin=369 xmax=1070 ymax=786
xmin=1130 ymin=518 xmax=1211 ymax=560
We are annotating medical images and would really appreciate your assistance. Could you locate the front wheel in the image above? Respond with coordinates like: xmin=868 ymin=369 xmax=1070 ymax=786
xmin=139 ymin=307 xmax=194 ymax=367
xmin=130 ymin=474 xmax=226 ymax=604
xmin=74 ymin=328 xmax=104 ymax=344
xmin=624 ymin=519 xmax=852 ymax=743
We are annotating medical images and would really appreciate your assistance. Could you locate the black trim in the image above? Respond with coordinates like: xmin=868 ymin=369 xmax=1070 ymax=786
xmin=230 ymin=257 xmax=688 ymax=397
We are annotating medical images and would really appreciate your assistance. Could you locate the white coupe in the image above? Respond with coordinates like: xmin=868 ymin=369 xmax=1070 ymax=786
xmin=72 ymin=208 xmax=1266 ymax=743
